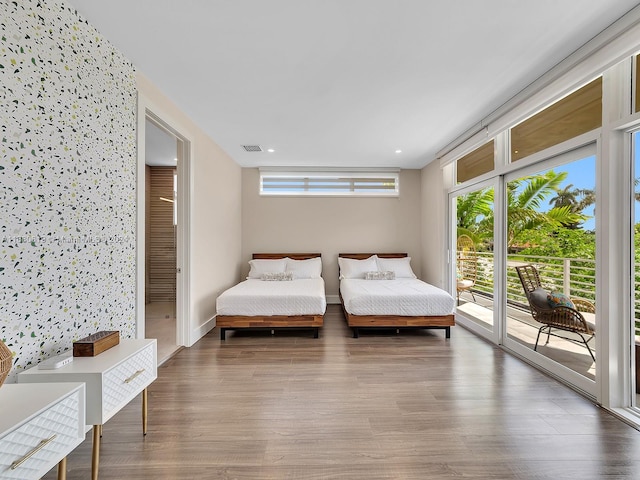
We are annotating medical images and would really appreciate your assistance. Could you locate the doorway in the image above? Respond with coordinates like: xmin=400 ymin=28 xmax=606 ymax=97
xmin=145 ymin=118 xmax=179 ymax=362
xmin=137 ymin=102 xmax=192 ymax=364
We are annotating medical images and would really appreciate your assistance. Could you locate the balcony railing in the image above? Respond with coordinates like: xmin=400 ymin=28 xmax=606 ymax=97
xmin=459 ymin=252 xmax=634 ymax=329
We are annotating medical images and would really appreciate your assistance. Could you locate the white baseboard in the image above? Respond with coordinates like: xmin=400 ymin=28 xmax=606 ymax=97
xmin=191 ymin=315 xmax=216 ymax=346
xmin=326 ymin=294 xmax=340 ymax=304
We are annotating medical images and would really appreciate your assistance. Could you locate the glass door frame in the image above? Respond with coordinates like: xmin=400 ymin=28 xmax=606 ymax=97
xmin=448 ymin=177 xmax=502 ymax=346
xmin=501 ymin=143 xmax=598 ymax=397
xmin=629 ymin=126 xmax=640 ymax=411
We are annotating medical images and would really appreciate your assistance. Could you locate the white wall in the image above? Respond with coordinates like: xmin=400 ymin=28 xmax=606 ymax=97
xmin=137 ymin=75 xmax=242 ymax=343
xmin=420 ymin=160 xmax=448 ymax=290
xmin=241 ymin=169 xmax=423 ymax=298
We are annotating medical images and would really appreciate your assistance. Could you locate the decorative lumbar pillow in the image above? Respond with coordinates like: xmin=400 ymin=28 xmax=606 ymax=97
xmin=261 ymin=272 xmax=293 ymax=281
xmin=247 ymin=258 xmax=287 ymax=279
xmin=338 ymin=255 xmax=378 ymax=279
xmin=365 ymin=270 xmax=395 ymax=280
xmin=285 ymin=257 xmax=322 ymax=279
xmin=375 ymin=257 xmax=417 ymax=279
xmin=547 ymin=291 xmax=575 ymax=309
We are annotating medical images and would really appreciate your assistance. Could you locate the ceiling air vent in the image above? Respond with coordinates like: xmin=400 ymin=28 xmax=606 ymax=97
xmin=242 ymin=145 xmax=263 ymax=152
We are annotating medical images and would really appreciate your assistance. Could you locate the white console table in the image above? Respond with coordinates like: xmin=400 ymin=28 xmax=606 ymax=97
xmin=18 ymin=339 xmax=157 ymax=480
xmin=0 ymin=382 xmax=85 ymax=480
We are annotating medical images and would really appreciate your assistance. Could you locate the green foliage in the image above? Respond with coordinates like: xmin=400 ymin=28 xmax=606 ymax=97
xmin=507 ymin=171 xmax=587 ymax=247
xmin=456 ymin=170 xmax=588 ymax=250
xmin=517 ymin=224 xmax=595 ymax=259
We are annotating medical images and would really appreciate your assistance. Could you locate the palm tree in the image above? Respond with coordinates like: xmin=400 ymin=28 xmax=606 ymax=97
xmin=456 ymin=188 xmax=493 ymax=245
xmin=577 ymin=188 xmax=596 ymax=210
xmin=548 ymin=184 xmax=579 ymax=209
xmin=548 ymin=184 xmax=592 ymax=229
xmin=506 ymin=171 xmax=585 ymax=247
xmin=456 ymin=171 xmax=586 ymax=249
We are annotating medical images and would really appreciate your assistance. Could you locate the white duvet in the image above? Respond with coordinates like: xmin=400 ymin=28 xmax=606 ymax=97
xmin=216 ymin=278 xmax=327 ymax=316
xmin=340 ymin=278 xmax=456 ymax=316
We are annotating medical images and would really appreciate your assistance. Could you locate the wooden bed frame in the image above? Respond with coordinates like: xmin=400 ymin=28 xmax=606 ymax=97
xmin=217 ymin=253 xmax=324 ymax=340
xmin=338 ymin=253 xmax=455 ymax=338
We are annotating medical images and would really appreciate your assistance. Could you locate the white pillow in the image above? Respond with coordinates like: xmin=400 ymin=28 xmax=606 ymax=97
xmin=338 ymin=255 xmax=378 ymax=279
xmin=247 ymin=258 xmax=286 ymax=279
xmin=285 ymin=257 xmax=322 ymax=279
xmin=376 ymin=256 xmax=416 ymax=278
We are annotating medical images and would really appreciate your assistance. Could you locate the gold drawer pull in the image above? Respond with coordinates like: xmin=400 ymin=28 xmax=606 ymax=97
xmin=124 ymin=369 xmax=145 ymax=384
xmin=11 ymin=435 xmax=57 ymax=470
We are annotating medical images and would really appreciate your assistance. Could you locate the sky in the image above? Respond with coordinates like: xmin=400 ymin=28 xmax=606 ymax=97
xmin=552 ymin=154 xmax=596 ymax=231
xmin=537 ymin=132 xmax=640 ymax=231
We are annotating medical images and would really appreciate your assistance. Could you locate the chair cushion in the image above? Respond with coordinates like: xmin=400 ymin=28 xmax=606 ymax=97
xmin=529 ymin=288 xmax=550 ymax=310
xmin=547 ymin=291 xmax=576 ymax=309
xmin=581 ymin=312 xmax=596 ymax=332
xmin=457 ymin=279 xmax=474 ymax=288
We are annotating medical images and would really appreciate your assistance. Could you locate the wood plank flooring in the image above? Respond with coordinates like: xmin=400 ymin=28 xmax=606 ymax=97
xmin=44 ymin=305 xmax=640 ymax=479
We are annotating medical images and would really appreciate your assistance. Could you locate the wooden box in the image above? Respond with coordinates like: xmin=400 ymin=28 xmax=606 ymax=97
xmin=73 ymin=331 xmax=120 ymax=357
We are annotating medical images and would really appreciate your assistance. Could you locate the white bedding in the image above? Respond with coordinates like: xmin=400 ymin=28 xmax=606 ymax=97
xmin=340 ymin=278 xmax=455 ymax=316
xmin=216 ymin=278 xmax=327 ymax=316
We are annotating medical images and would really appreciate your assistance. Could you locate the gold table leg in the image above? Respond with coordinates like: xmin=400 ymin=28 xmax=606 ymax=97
xmin=91 ymin=425 xmax=100 ymax=480
xmin=57 ymin=456 xmax=67 ymax=480
xmin=142 ymin=387 xmax=148 ymax=435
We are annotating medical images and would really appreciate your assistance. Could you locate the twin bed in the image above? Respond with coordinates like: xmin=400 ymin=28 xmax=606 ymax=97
xmin=215 ymin=252 xmax=455 ymax=340
xmin=216 ymin=253 xmax=326 ymax=340
xmin=338 ymin=253 xmax=456 ymax=338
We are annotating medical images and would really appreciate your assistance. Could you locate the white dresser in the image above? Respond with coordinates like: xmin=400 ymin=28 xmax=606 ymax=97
xmin=0 ymin=382 xmax=85 ymax=480
xmin=18 ymin=339 xmax=157 ymax=480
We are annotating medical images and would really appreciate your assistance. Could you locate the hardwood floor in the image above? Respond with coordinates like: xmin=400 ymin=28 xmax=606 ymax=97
xmin=44 ymin=305 xmax=640 ymax=479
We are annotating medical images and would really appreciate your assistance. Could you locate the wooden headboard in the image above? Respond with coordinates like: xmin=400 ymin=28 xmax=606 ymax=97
xmin=338 ymin=253 xmax=407 ymax=260
xmin=253 ymin=253 xmax=321 ymax=260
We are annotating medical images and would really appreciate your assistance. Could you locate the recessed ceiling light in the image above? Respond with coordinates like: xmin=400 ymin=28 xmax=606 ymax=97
xmin=267 ymin=148 xmax=275 ymax=153
xmin=395 ymin=149 xmax=402 ymax=154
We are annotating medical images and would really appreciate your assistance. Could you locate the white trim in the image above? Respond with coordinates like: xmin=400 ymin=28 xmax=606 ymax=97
xmin=326 ymin=294 xmax=340 ymax=305
xmin=135 ymin=95 xmax=145 ymax=341
xmin=449 ymin=177 xmax=500 ymax=344
xmin=136 ymin=92 xmax=194 ymax=348
xmin=629 ymin=127 xmax=640 ymax=410
xmin=608 ymin=407 xmax=640 ymax=432
xmin=438 ymin=127 xmax=488 ymax=167
xmin=194 ymin=315 xmax=217 ymax=340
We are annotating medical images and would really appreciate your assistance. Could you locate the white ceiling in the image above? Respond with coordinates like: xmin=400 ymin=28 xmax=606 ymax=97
xmin=69 ymin=0 xmax=640 ymax=169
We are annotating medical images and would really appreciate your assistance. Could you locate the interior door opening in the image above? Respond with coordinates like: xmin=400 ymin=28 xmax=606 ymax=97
xmin=144 ymin=117 xmax=180 ymax=363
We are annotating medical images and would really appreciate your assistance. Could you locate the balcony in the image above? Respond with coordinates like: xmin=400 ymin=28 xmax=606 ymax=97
xmin=456 ymin=252 xmax=598 ymax=380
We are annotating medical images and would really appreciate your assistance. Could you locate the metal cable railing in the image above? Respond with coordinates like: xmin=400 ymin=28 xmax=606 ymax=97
xmin=458 ymin=251 xmax=640 ymax=336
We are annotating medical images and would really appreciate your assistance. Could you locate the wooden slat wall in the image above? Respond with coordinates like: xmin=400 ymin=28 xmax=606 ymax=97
xmin=147 ymin=166 xmax=176 ymax=303
xmin=145 ymin=166 xmax=151 ymax=304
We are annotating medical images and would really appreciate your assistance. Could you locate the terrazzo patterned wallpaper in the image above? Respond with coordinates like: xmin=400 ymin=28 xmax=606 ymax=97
xmin=1 ymin=0 xmax=137 ymax=381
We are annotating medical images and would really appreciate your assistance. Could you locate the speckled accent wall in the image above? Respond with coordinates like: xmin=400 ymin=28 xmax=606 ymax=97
xmin=1 ymin=0 xmax=137 ymax=381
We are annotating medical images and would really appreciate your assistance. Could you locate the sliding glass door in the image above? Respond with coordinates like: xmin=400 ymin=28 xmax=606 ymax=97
xmin=503 ymin=145 xmax=596 ymax=391
xmin=451 ymin=181 xmax=497 ymax=338
xmin=632 ymin=130 xmax=640 ymax=408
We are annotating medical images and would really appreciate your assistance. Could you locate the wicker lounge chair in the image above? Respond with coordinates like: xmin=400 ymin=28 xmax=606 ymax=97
xmin=515 ymin=264 xmax=595 ymax=361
